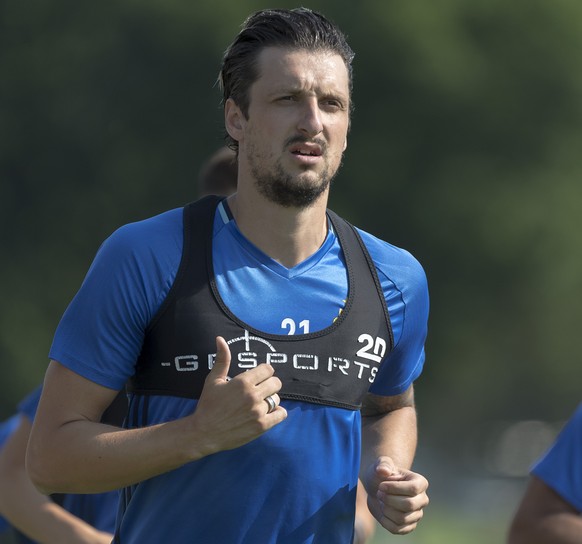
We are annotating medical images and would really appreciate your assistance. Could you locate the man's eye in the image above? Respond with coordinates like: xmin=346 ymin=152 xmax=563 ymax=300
xmin=323 ymin=100 xmax=342 ymax=110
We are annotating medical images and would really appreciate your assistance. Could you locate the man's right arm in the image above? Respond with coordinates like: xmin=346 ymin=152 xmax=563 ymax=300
xmin=27 ymin=337 xmax=287 ymax=495
xmin=508 ymin=476 xmax=582 ymax=544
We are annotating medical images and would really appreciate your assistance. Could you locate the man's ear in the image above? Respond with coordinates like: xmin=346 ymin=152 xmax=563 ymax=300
xmin=225 ymin=98 xmax=245 ymax=142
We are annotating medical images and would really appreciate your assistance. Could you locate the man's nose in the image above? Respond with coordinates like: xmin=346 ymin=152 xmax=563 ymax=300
xmin=297 ymin=98 xmax=323 ymax=137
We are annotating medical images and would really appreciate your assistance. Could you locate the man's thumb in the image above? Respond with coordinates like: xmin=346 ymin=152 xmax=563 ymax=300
xmin=375 ymin=457 xmax=397 ymax=479
xmin=210 ymin=336 xmax=231 ymax=381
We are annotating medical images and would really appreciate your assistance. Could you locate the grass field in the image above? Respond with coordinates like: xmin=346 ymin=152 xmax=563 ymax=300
xmin=368 ymin=506 xmax=510 ymax=544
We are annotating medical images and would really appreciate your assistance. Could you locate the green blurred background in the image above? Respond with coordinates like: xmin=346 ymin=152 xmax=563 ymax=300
xmin=2 ymin=1 xmax=581 ymax=542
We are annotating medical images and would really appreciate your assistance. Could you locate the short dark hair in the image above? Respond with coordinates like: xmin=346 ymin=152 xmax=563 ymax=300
xmin=218 ymin=8 xmax=355 ymax=150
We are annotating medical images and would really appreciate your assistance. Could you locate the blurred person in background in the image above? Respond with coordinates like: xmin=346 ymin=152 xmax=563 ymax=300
xmin=28 ymin=8 xmax=429 ymax=543
xmin=0 ymin=387 xmax=125 ymax=544
xmin=508 ymin=402 xmax=582 ymax=544
xmin=197 ymin=145 xmax=238 ymax=198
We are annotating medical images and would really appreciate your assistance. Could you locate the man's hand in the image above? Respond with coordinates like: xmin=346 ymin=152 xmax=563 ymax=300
xmin=190 ymin=336 xmax=288 ymax=456
xmin=365 ymin=456 xmax=429 ymax=535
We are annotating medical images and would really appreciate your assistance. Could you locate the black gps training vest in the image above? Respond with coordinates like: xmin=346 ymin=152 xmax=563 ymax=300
xmin=129 ymin=196 xmax=393 ymax=410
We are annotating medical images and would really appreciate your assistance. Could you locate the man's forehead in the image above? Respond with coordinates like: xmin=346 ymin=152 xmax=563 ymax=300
xmin=254 ymin=47 xmax=350 ymax=91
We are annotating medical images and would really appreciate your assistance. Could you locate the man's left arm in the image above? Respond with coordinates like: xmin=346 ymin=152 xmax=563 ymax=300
xmin=360 ymin=384 xmax=429 ymax=535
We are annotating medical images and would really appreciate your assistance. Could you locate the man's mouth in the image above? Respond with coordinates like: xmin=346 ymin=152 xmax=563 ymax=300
xmin=289 ymin=143 xmax=323 ymax=157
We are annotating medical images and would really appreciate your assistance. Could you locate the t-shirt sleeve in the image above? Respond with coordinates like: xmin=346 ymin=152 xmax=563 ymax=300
xmin=49 ymin=210 xmax=183 ymax=390
xmin=358 ymin=230 xmax=429 ymax=396
xmin=531 ymin=403 xmax=582 ymax=512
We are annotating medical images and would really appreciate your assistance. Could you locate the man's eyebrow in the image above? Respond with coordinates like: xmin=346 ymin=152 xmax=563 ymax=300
xmin=269 ymin=84 xmax=304 ymax=95
xmin=270 ymin=86 xmax=348 ymax=99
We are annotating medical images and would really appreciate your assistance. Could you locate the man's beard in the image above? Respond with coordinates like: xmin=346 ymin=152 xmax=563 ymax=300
xmin=249 ymin=140 xmax=341 ymax=209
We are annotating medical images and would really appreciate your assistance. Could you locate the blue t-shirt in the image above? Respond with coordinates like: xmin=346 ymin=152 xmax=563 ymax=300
xmin=18 ymin=387 xmax=119 ymax=536
xmin=49 ymin=201 xmax=429 ymax=543
xmin=532 ymin=403 xmax=582 ymax=512
xmin=0 ymin=415 xmax=19 ymax=534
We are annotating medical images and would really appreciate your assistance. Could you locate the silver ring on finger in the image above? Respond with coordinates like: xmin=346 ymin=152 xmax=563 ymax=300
xmin=264 ymin=395 xmax=276 ymax=414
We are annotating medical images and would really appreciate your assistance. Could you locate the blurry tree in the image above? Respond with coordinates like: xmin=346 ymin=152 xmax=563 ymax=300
xmin=330 ymin=0 xmax=582 ymax=439
xmin=0 ymin=0 xmax=232 ymax=412
xmin=1 ymin=0 xmax=581 ymax=470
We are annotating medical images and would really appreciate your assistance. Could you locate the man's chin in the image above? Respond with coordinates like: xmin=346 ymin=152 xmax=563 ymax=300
xmin=256 ymin=180 xmax=322 ymax=208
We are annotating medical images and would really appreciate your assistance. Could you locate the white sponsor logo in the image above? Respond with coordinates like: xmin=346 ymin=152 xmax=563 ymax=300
xmin=160 ymin=330 xmax=385 ymax=383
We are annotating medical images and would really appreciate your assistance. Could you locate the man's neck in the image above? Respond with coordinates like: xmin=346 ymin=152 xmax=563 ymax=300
xmin=226 ymin=192 xmax=329 ymax=269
